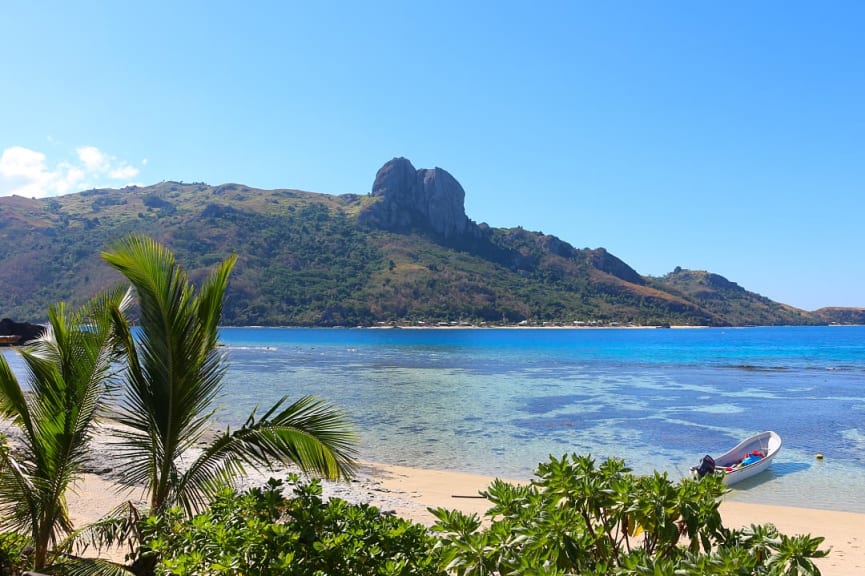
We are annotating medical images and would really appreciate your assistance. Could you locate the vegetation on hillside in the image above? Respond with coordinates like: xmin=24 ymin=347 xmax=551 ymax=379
xmin=0 ymin=181 xmax=834 ymax=326
xmin=650 ymin=267 xmax=817 ymax=326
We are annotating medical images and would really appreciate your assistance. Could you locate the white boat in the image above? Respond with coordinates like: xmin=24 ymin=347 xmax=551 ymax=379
xmin=691 ymin=431 xmax=782 ymax=486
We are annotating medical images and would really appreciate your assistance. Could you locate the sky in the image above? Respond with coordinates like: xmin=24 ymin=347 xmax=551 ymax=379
xmin=2 ymin=1 xmax=863 ymax=311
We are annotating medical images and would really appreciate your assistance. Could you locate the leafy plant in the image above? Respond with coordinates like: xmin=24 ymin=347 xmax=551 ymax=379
xmin=430 ymin=453 xmax=829 ymax=575
xmin=56 ymin=235 xmax=359 ymax=575
xmin=0 ymin=531 xmax=29 ymax=575
xmin=143 ymin=475 xmax=444 ymax=576
xmin=0 ymin=289 xmax=129 ymax=571
xmin=100 ymin=235 xmax=358 ymax=516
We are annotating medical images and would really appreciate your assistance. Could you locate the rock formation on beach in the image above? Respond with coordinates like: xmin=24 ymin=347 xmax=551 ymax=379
xmin=0 ymin=318 xmax=45 ymax=345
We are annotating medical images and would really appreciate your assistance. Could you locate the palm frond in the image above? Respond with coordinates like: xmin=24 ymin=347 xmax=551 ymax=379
xmin=52 ymin=557 xmax=135 ymax=576
xmin=195 ymin=253 xmax=236 ymax=350
xmin=172 ymin=395 xmax=357 ymax=514
xmin=248 ymin=395 xmax=358 ymax=477
xmin=0 ymin=354 xmax=35 ymax=437
xmin=68 ymin=500 xmax=146 ymax=558
xmin=0 ymin=443 xmax=38 ymax=534
xmin=101 ymin=235 xmax=359 ymax=518
xmin=101 ymin=235 xmax=237 ymax=512
xmin=0 ymin=288 xmax=128 ymax=570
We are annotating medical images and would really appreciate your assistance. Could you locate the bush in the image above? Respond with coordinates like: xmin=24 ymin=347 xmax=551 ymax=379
xmin=137 ymin=456 xmax=829 ymax=576
xmin=430 ymin=453 xmax=828 ymax=575
xmin=142 ymin=475 xmax=443 ymax=576
xmin=0 ymin=532 xmax=29 ymax=576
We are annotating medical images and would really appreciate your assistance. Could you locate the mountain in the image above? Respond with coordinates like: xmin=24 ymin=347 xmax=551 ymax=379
xmin=811 ymin=307 xmax=865 ymax=325
xmin=649 ymin=267 xmax=815 ymax=326
xmin=0 ymin=157 xmax=844 ymax=327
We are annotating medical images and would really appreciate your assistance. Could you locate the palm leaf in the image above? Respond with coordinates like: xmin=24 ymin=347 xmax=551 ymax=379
xmin=100 ymin=235 xmax=358 ymax=517
xmin=102 ymin=236 xmax=236 ymax=512
xmin=172 ymin=395 xmax=357 ymax=514
xmin=0 ymin=442 xmax=38 ymax=534
xmin=0 ymin=288 xmax=128 ymax=570
xmin=68 ymin=499 xmax=146 ymax=558
xmin=52 ymin=557 xmax=135 ymax=576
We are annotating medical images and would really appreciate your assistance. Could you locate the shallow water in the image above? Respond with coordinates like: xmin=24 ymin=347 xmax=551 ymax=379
xmin=4 ymin=325 xmax=865 ymax=512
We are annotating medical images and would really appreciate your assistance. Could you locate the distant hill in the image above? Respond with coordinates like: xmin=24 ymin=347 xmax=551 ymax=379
xmin=811 ymin=307 xmax=865 ymax=325
xmin=0 ymin=157 xmax=850 ymax=327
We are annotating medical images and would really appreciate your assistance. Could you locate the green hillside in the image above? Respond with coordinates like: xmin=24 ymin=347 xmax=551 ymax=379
xmin=0 ymin=162 xmax=839 ymax=327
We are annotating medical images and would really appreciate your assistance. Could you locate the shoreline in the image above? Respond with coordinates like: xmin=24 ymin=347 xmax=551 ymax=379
xmin=63 ymin=459 xmax=864 ymax=576
xmin=363 ymin=461 xmax=865 ymax=576
xmin=5 ymin=416 xmax=862 ymax=574
xmin=222 ymin=323 xmax=714 ymax=330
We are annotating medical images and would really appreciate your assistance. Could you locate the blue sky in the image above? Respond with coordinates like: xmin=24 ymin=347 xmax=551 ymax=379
xmin=2 ymin=1 xmax=863 ymax=311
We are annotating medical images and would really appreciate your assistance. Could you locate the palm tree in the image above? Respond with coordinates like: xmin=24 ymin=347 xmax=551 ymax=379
xmin=101 ymin=234 xmax=357 ymax=518
xmin=0 ymin=289 xmax=129 ymax=571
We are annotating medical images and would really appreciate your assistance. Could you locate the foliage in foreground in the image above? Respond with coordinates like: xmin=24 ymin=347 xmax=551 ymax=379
xmin=430 ymin=454 xmax=829 ymax=576
xmin=101 ymin=235 xmax=358 ymax=521
xmin=0 ymin=235 xmax=360 ymax=576
xmin=123 ymin=455 xmax=829 ymax=576
xmin=0 ymin=532 xmax=28 ymax=576
xmin=0 ymin=454 xmax=830 ymax=576
xmin=140 ymin=475 xmax=443 ymax=576
xmin=0 ymin=288 xmax=129 ymax=572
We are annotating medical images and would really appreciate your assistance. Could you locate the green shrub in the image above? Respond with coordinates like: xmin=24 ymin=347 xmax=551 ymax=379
xmin=0 ymin=532 xmax=29 ymax=576
xmin=137 ymin=455 xmax=829 ymax=576
xmin=142 ymin=475 xmax=443 ymax=576
xmin=430 ymin=453 xmax=829 ymax=575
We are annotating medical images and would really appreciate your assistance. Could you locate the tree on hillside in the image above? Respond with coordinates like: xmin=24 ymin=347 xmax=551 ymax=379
xmin=96 ymin=235 xmax=357 ymax=574
xmin=0 ymin=289 xmax=130 ymax=572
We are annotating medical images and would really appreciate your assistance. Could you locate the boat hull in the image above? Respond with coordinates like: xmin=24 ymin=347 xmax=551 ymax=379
xmin=695 ymin=431 xmax=782 ymax=486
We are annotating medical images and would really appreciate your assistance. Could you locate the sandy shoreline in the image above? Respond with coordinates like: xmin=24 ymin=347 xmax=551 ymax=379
xmin=2 ymin=414 xmax=861 ymax=574
xmin=61 ymin=460 xmax=863 ymax=576
xmin=4 ymin=414 xmax=859 ymax=574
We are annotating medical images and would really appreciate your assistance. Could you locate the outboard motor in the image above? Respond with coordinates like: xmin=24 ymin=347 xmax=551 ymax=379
xmin=691 ymin=454 xmax=716 ymax=479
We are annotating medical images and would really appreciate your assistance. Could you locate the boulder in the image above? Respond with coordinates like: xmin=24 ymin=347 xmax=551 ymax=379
xmin=360 ymin=157 xmax=475 ymax=240
xmin=0 ymin=318 xmax=45 ymax=344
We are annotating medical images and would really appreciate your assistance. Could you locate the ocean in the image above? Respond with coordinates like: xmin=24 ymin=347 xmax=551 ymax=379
xmin=4 ymin=326 xmax=865 ymax=512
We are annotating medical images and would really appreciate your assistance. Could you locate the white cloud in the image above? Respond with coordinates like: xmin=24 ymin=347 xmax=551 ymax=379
xmin=0 ymin=146 xmax=45 ymax=178
xmin=77 ymin=146 xmax=110 ymax=172
xmin=109 ymin=165 xmax=140 ymax=180
xmin=0 ymin=145 xmax=142 ymax=198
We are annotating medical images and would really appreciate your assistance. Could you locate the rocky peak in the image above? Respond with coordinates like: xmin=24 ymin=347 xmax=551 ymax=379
xmin=360 ymin=157 xmax=474 ymax=240
xmin=588 ymin=248 xmax=645 ymax=285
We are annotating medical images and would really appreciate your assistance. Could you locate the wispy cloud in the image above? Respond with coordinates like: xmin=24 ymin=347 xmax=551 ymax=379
xmin=0 ymin=145 xmax=143 ymax=198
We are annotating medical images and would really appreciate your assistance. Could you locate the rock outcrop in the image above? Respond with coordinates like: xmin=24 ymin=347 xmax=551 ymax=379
xmin=587 ymin=248 xmax=645 ymax=285
xmin=359 ymin=157 xmax=476 ymax=240
xmin=0 ymin=318 xmax=45 ymax=344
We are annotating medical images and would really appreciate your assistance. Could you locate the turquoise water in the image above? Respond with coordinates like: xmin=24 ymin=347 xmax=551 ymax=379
xmin=4 ymin=326 xmax=865 ymax=512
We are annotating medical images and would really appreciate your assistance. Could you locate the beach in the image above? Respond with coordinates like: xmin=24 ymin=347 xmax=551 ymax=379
xmin=64 ymin=460 xmax=864 ymax=576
